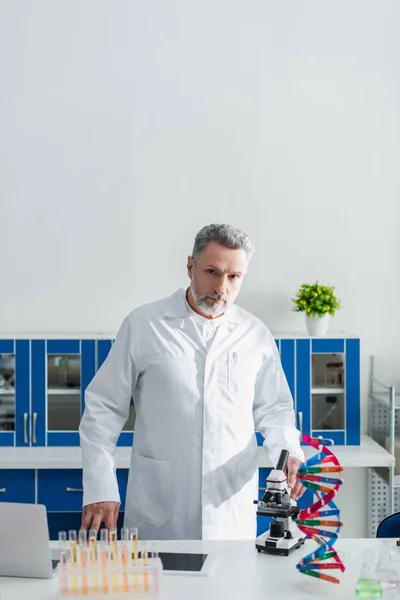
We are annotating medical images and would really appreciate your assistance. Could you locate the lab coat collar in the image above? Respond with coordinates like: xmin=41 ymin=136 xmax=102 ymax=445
xmin=163 ymin=288 xmax=243 ymax=324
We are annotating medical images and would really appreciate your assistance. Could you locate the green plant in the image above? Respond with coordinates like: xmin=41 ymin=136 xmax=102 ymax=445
xmin=292 ymin=281 xmax=342 ymax=318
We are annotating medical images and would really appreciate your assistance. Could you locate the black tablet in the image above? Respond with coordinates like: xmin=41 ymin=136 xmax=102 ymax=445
xmin=158 ymin=552 xmax=209 ymax=573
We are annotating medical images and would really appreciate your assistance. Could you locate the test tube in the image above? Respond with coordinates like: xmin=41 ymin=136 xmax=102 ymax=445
xmin=130 ymin=527 xmax=138 ymax=561
xmin=148 ymin=543 xmax=159 ymax=595
xmin=58 ymin=531 xmax=68 ymax=596
xmin=89 ymin=529 xmax=98 ymax=564
xmin=121 ymin=527 xmax=130 ymax=593
xmin=79 ymin=529 xmax=88 ymax=595
xmin=100 ymin=529 xmax=109 ymax=595
xmin=109 ymin=528 xmax=118 ymax=564
xmin=69 ymin=530 xmax=78 ymax=594
xmin=109 ymin=528 xmax=118 ymax=591
xmin=141 ymin=543 xmax=149 ymax=592
xmin=89 ymin=529 xmax=98 ymax=593
xmin=69 ymin=530 xmax=77 ymax=565
xmin=59 ymin=531 xmax=67 ymax=564
xmin=79 ymin=529 xmax=88 ymax=566
xmin=130 ymin=528 xmax=138 ymax=588
xmin=121 ymin=527 xmax=129 ymax=566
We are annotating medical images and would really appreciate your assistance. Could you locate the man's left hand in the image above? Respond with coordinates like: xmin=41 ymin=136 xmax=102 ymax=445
xmin=285 ymin=456 xmax=306 ymax=501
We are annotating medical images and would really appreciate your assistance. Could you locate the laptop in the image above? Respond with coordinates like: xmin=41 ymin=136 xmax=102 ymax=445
xmin=0 ymin=502 xmax=57 ymax=578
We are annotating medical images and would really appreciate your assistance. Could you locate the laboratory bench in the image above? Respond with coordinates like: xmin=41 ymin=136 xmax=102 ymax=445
xmin=0 ymin=537 xmax=396 ymax=600
xmin=0 ymin=434 xmax=393 ymax=469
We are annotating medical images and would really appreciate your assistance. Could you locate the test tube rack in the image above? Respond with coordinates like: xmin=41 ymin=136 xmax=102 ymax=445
xmin=57 ymin=555 xmax=162 ymax=598
xmin=57 ymin=529 xmax=162 ymax=598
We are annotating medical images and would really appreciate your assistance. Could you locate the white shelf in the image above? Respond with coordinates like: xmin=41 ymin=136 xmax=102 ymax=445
xmin=0 ymin=389 xmax=15 ymax=396
xmin=47 ymin=388 xmax=80 ymax=395
xmin=311 ymin=387 xmax=345 ymax=394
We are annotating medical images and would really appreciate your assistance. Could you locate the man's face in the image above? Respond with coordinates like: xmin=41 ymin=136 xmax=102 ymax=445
xmin=187 ymin=242 xmax=249 ymax=317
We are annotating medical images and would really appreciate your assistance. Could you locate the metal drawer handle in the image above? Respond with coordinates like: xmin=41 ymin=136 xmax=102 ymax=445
xmin=32 ymin=412 xmax=37 ymax=444
xmin=23 ymin=413 xmax=28 ymax=444
xmin=0 ymin=488 xmax=6 ymax=493
xmin=66 ymin=487 xmax=83 ymax=492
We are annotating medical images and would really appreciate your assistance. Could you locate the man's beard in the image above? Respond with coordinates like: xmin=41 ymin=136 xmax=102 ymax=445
xmin=190 ymin=279 xmax=236 ymax=317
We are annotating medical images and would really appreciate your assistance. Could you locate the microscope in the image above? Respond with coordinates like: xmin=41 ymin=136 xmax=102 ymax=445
xmin=255 ymin=449 xmax=307 ymax=556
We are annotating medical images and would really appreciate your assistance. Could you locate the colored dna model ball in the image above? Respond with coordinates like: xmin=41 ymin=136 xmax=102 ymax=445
xmin=57 ymin=527 xmax=162 ymax=598
xmin=295 ymin=434 xmax=345 ymax=584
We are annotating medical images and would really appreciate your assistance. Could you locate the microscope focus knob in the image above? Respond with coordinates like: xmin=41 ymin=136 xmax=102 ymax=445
xmin=269 ymin=521 xmax=285 ymax=538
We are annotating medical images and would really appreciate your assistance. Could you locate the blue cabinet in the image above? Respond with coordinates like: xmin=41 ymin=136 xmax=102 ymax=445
xmin=37 ymin=468 xmax=129 ymax=540
xmin=1 ymin=335 xmax=360 ymax=448
xmin=38 ymin=468 xmax=129 ymax=511
xmin=294 ymin=337 xmax=360 ymax=445
xmin=257 ymin=336 xmax=360 ymax=448
xmin=31 ymin=339 xmax=96 ymax=446
xmin=0 ymin=469 xmax=35 ymax=503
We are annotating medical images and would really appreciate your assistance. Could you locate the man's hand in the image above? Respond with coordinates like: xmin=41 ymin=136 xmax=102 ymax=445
xmin=81 ymin=501 xmax=120 ymax=532
xmin=285 ymin=456 xmax=306 ymax=501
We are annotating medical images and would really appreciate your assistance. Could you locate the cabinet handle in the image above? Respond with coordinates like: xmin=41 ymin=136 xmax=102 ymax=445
xmin=0 ymin=488 xmax=6 ymax=492
xmin=259 ymin=487 xmax=267 ymax=491
xmin=66 ymin=487 xmax=83 ymax=492
xmin=23 ymin=413 xmax=28 ymax=444
xmin=32 ymin=412 xmax=37 ymax=444
xmin=298 ymin=411 xmax=303 ymax=437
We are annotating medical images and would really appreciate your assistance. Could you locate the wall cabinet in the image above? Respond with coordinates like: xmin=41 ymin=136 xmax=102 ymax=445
xmin=257 ymin=336 xmax=361 ymax=447
xmin=0 ymin=335 xmax=360 ymax=447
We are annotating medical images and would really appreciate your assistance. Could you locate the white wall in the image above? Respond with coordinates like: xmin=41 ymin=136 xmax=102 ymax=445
xmin=1 ymin=0 xmax=399 ymax=536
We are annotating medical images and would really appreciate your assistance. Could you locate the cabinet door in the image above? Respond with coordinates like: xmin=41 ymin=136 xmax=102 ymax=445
xmin=296 ymin=339 xmax=311 ymax=441
xmin=310 ymin=339 xmax=346 ymax=444
xmin=38 ymin=468 xmax=129 ymax=511
xmin=0 ymin=469 xmax=35 ymax=503
xmin=345 ymin=338 xmax=360 ymax=445
xmin=32 ymin=340 xmax=96 ymax=446
xmin=0 ymin=340 xmax=30 ymax=447
xmin=96 ymin=339 xmax=135 ymax=448
xmin=280 ymin=339 xmax=295 ymax=401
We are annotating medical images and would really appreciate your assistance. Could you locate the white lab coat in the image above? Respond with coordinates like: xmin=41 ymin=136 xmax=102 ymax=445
xmin=80 ymin=288 xmax=304 ymax=540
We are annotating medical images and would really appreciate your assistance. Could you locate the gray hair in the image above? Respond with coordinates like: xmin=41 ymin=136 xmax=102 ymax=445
xmin=192 ymin=223 xmax=255 ymax=263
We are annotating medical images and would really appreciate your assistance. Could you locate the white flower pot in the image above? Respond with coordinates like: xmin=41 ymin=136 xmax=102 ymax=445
xmin=305 ymin=313 xmax=330 ymax=336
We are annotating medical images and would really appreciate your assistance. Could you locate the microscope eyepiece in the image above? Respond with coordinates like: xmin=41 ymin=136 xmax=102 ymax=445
xmin=276 ymin=449 xmax=289 ymax=472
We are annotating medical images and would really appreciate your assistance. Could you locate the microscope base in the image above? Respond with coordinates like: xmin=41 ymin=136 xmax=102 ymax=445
xmin=255 ymin=531 xmax=307 ymax=556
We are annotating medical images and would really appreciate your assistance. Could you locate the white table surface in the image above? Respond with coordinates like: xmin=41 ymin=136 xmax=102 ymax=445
xmin=0 ymin=537 xmax=397 ymax=600
xmin=0 ymin=435 xmax=394 ymax=469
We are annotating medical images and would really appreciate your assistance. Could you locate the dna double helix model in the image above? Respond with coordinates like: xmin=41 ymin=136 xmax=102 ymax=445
xmin=295 ymin=434 xmax=345 ymax=584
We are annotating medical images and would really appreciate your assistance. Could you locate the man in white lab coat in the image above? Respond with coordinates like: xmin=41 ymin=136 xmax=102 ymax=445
xmin=79 ymin=223 xmax=305 ymax=540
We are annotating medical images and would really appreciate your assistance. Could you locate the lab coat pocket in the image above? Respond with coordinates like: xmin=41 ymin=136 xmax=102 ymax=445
xmin=126 ymin=453 xmax=171 ymax=527
xmin=227 ymin=351 xmax=259 ymax=397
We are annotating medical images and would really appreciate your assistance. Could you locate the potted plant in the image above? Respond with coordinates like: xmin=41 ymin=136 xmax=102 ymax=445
xmin=292 ymin=281 xmax=342 ymax=336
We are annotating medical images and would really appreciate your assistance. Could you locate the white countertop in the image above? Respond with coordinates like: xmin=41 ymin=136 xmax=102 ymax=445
xmin=0 ymin=435 xmax=394 ymax=469
xmin=0 ymin=537 xmax=394 ymax=600
xmin=0 ymin=331 xmax=355 ymax=339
